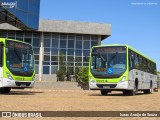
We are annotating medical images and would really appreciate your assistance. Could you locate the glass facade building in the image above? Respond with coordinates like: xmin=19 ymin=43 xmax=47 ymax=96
xmin=0 ymin=19 xmax=111 ymax=80
xmin=0 ymin=0 xmax=40 ymax=30
xmin=0 ymin=30 xmax=100 ymax=75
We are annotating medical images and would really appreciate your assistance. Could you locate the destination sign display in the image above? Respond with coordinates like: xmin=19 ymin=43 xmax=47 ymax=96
xmin=92 ymin=46 xmax=126 ymax=53
xmin=6 ymin=40 xmax=31 ymax=49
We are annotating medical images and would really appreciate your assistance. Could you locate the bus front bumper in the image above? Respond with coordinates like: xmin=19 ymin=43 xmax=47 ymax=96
xmin=89 ymin=81 xmax=129 ymax=90
xmin=2 ymin=78 xmax=35 ymax=88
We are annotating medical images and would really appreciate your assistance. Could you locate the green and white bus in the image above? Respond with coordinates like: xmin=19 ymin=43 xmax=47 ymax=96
xmin=0 ymin=38 xmax=35 ymax=93
xmin=89 ymin=44 xmax=157 ymax=95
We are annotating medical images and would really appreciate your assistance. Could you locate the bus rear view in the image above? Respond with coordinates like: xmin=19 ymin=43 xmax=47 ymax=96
xmin=89 ymin=44 xmax=158 ymax=96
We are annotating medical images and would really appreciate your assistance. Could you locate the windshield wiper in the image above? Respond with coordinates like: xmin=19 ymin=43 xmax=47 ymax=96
xmin=14 ymin=48 xmax=22 ymax=61
xmin=24 ymin=50 xmax=30 ymax=64
xmin=107 ymin=52 xmax=118 ymax=67
xmin=98 ymin=53 xmax=105 ymax=62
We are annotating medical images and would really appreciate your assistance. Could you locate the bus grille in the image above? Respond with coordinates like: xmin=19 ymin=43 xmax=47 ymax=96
xmin=96 ymin=84 xmax=117 ymax=88
xmin=15 ymin=82 xmax=31 ymax=87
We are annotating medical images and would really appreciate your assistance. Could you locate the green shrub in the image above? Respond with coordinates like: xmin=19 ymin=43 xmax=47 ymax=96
xmin=76 ymin=67 xmax=89 ymax=83
xmin=56 ymin=70 xmax=65 ymax=81
xmin=66 ymin=67 xmax=72 ymax=81
xmin=56 ymin=53 xmax=66 ymax=81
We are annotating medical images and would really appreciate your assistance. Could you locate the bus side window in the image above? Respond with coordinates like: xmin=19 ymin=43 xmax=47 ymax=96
xmin=129 ymin=50 xmax=134 ymax=69
xmin=135 ymin=54 xmax=139 ymax=69
xmin=0 ymin=43 xmax=3 ymax=67
xmin=153 ymin=63 xmax=157 ymax=75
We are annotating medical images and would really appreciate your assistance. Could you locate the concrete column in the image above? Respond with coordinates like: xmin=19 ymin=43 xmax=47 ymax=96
xmin=98 ymin=35 xmax=101 ymax=45
xmin=38 ymin=32 xmax=44 ymax=81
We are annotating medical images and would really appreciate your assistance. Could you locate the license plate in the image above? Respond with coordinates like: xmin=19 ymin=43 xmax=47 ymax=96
xmin=20 ymin=84 xmax=26 ymax=87
xmin=103 ymin=86 xmax=110 ymax=89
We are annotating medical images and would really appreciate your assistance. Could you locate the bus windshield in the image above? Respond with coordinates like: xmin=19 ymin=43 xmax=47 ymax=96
xmin=6 ymin=40 xmax=34 ymax=77
xmin=90 ymin=46 xmax=126 ymax=78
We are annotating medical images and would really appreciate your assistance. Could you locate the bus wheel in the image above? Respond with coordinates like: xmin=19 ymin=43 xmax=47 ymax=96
xmin=101 ymin=90 xmax=108 ymax=95
xmin=0 ymin=87 xmax=11 ymax=94
xmin=129 ymin=83 xmax=137 ymax=96
xmin=123 ymin=90 xmax=129 ymax=95
xmin=144 ymin=82 xmax=153 ymax=94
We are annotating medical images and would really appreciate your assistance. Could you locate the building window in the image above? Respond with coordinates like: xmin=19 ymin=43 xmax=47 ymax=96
xmin=60 ymin=33 xmax=67 ymax=40
xmin=44 ymin=33 xmax=51 ymax=38
xmin=83 ymin=41 xmax=90 ymax=49
xmin=44 ymin=48 xmax=50 ymax=54
xmin=68 ymin=34 xmax=75 ymax=40
xmin=67 ymin=55 xmax=74 ymax=60
xmin=83 ymin=35 xmax=90 ymax=40
xmin=34 ymin=55 xmax=39 ymax=61
xmin=51 ymin=56 xmax=58 ymax=61
xmin=52 ymin=33 xmax=59 ymax=39
xmin=83 ymin=50 xmax=90 ymax=56
xmin=44 ymin=39 xmax=51 ymax=47
xmin=51 ymin=48 xmax=58 ymax=55
xmin=67 ymin=49 xmax=74 ymax=55
xmin=68 ymin=40 xmax=74 ymax=48
xmin=60 ymin=40 xmax=66 ymax=48
xmin=91 ymin=35 xmax=98 ymax=41
xmin=75 ymin=50 xmax=82 ymax=56
xmin=24 ymin=32 xmax=32 ymax=38
xmin=76 ymin=41 xmax=82 ymax=49
xmin=91 ymin=41 xmax=98 ymax=47
xmin=44 ymin=55 xmax=50 ymax=61
xmin=76 ymin=35 xmax=82 ymax=40
xmin=43 ymin=66 xmax=50 ymax=74
xmin=52 ymin=39 xmax=59 ymax=48
xmin=33 ymin=37 xmax=40 ymax=47
xmin=60 ymin=49 xmax=66 ymax=55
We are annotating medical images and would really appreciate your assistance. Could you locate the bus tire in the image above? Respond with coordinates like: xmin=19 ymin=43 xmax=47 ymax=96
xmin=144 ymin=82 xmax=153 ymax=94
xmin=123 ymin=90 xmax=129 ymax=95
xmin=101 ymin=90 xmax=108 ymax=95
xmin=0 ymin=87 xmax=11 ymax=94
xmin=129 ymin=82 xmax=138 ymax=96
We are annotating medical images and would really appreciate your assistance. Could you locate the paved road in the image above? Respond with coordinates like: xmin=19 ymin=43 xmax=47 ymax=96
xmin=0 ymin=89 xmax=160 ymax=120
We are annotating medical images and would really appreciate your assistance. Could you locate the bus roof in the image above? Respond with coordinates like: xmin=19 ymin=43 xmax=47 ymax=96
xmin=92 ymin=44 xmax=156 ymax=63
xmin=0 ymin=38 xmax=32 ymax=46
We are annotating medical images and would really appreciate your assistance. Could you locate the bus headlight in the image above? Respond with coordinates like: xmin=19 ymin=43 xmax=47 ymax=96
xmin=120 ymin=76 xmax=126 ymax=83
xmin=90 ymin=76 xmax=95 ymax=83
xmin=33 ymin=74 xmax=36 ymax=81
xmin=6 ymin=72 xmax=13 ymax=80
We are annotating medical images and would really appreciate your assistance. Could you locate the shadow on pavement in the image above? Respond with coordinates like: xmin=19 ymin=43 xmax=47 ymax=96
xmin=89 ymin=92 xmax=145 ymax=97
xmin=0 ymin=90 xmax=44 ymax=95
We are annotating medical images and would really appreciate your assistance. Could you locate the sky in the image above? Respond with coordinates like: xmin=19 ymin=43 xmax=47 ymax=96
xmin=40 ymin=0 xmax=160 ymax=71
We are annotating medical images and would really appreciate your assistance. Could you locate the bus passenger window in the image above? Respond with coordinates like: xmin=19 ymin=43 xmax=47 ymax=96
xmin=129 ymin=50 xmax=134 ymax=69
xmin=135 ymin=54 xmax=139 ymax=69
